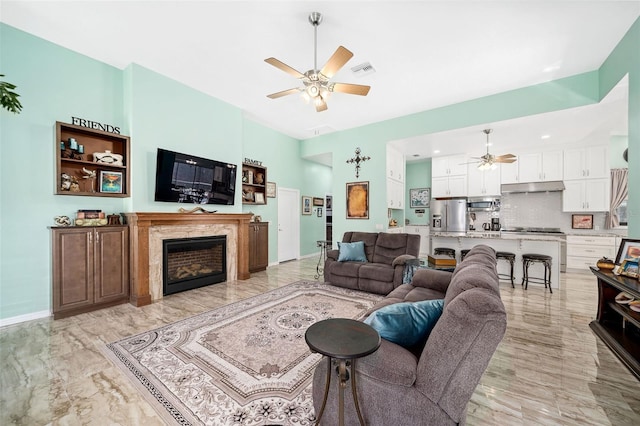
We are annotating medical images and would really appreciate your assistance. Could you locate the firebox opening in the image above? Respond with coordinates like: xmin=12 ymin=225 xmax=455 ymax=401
xmin=162 ymin=235 xmax=226 ymax=296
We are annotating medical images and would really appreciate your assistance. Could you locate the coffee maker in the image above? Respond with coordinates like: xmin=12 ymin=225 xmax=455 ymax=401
xmin=491 ymin=218 xmax=501 ymax=231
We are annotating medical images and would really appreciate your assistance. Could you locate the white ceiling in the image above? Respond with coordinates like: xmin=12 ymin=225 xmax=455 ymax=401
xmin=2 ymin=1 xmax=638 ymax=157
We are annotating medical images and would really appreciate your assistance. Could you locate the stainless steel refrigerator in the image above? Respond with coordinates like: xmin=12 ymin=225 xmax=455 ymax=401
xmin=431 ymin=198 xmax=468 ymax=233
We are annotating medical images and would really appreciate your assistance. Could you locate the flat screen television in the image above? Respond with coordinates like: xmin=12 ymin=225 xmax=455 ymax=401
xmin=154 ymin=148 xmax=236 ymax=205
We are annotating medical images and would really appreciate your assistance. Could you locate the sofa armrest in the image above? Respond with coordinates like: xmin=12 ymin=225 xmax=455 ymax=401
xmin=327 ymin=249 xmax=339 ymax=261
xmin=391 ymin=254 xmax=416 ymax=267
xmin=410 ymin=268 xmax=453 ymax=293
xmin=356 ymin=339 xmax=418 ymax=387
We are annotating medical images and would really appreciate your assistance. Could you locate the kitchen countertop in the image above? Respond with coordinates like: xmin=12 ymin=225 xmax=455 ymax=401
xmin=431 ymin=231 xmax=565 ymax=242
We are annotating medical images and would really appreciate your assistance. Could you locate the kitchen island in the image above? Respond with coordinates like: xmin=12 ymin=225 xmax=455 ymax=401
xmin=431 ymin=231 xmax=562 ymax=290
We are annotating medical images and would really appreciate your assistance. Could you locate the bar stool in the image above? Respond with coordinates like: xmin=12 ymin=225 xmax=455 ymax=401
xmin=496 ymin=251 xmax=516 ymax=288
xmin=521 ymin=253 xmax=552 ymax=293
xmin=434 ymin=247 xmax=456 ymax=259
xmin=460 ymin=249 xmax=471 ymax=261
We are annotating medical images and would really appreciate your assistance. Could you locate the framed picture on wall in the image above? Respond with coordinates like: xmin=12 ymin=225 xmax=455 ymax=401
xmin=410 ymin=188 xmax=431 ymax=208
xmin=266 ymin=182 xmax=276 ymax=198
xmin=313 ymin=197 xmax=324 ymax=206
xmin=346 ymin=181 xmax=369 ymax=219
xmin=302 ymin=196 xmax=312 ymax=215
xmin=571 ymin=214 xmax=593 ymax=229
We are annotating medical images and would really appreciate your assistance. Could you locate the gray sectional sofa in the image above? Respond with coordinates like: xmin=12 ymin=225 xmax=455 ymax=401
xmin=314 ymin=244 xmax=506 ymax=425
xmin=323 ymin=231 xmax=420 ymax=295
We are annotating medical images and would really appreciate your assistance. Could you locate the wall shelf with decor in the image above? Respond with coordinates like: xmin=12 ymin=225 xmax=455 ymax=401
xmin=242 ymin=163 xmax=267 ymax=205
xmin=55 ymin=121 xmax=131 ymax=197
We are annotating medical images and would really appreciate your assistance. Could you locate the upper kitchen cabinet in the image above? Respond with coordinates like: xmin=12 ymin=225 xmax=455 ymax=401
xmin=563 ymin=146 xmax=609 ymax=180
xmin=432 ymin=175 xmax=467 ymax=198
xmin=500 ymin=158 xmax=519 ymax=184
xmin=518 ymin=150 xmax=563 ymax=182
xmin=467 ymin=164 xmax=501 ymax=197
xmin=563 ymin=178 xmax=609 ymax=212
xmin=386 ymin=178 xmax=404 ymax=209
xmin=386 ymin=145 xmax=404 ymax=182
xmin=431 ymin=155 xmax=467 ymax=178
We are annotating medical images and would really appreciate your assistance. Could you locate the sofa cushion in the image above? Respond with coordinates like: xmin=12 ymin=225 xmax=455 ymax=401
xmin=364 ymin=299 xmax=444 ymax=348
xmin=337 ymin=241 xmax=367 ymax=262
xmin=372 ymin=233 xmax=412 ymax=265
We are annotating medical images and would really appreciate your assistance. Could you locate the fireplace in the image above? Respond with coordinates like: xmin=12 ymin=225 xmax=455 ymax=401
xmin=163 ymin=235 xmax=227 ymax=295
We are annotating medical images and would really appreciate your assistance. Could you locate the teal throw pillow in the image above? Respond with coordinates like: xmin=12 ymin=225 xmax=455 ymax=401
xmin=337 ymin=241 xmax=367 ymax=262
xmin=364 ymin=299 xmax=444 ymax=348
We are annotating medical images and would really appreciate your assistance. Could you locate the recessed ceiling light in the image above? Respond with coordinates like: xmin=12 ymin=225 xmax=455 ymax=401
xmin=433 ymin=150 xmax=440 ymax=154
xmin=541 ymin=134 xmax=551 ymax=139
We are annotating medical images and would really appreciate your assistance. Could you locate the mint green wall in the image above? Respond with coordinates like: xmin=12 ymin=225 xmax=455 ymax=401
xmin=405 ymin=161 xmax=432 ymax=225
xmin=599 ymin=17 xmax=640 ymax=237
xmin=610 ymin=135 xmax=629 ymax=169
xmin=1 ymin=24 xmax=126 ymax=319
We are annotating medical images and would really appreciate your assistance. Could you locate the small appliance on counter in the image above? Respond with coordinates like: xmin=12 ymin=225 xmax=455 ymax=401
xmin=491 ymin=218 xmax=501 ymax=231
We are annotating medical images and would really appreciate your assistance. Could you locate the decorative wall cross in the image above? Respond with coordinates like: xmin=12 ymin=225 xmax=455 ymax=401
xmin=346 ymin=147 xmax=371 ymax=178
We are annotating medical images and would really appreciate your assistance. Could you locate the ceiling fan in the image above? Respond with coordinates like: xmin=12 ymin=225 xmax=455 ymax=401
xmin=469 ymin=129 xmax=516 ymax=170
xmin=264 ymin=12 xmax=370 ymax=112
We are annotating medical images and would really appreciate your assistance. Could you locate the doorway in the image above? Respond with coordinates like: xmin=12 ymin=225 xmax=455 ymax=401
xmin=277 ymin=187 xmax=300 ymax=262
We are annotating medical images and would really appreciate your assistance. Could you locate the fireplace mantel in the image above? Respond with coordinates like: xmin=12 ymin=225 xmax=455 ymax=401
xmin=124 ymin=212 xmax=253 ymax=307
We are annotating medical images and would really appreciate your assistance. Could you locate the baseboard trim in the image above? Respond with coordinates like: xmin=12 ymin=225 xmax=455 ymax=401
xmin=0 ymin=310 xmax=51 ymax=328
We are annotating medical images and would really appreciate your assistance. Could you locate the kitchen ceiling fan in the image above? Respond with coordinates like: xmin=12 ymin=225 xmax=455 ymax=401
xmin=469 ymin=129 xmax=516 ymax=170
xmin=264 ymin=12 xmax=370 ymax=112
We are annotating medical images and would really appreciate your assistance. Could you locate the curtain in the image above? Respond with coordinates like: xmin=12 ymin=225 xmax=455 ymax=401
xmin=606 ymin=168 xmax=628 ymax=229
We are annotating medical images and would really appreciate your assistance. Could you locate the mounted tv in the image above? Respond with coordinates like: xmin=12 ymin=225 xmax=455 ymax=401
xmin=154 ymin=148 xmax=236 ymax=205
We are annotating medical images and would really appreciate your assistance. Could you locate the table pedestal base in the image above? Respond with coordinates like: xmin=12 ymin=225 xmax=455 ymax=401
xmin=315 ymin=357 xmax=365 ymax=426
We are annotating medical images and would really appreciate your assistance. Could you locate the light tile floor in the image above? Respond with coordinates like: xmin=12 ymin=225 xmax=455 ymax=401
xmin=1 ymin=258 xmax=639 ymax=425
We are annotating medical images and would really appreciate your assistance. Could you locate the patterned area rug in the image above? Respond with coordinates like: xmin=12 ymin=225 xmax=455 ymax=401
xmin=105 ymin=281 xmax=382 ymax=425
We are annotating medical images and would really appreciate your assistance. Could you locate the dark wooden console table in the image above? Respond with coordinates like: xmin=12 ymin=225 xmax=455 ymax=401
xmin=589 ymin=267 xmax=640 ymax=380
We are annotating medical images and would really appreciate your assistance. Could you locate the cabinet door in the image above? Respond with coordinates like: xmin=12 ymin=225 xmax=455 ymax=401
xmin=431 ymin=176 xmax=449 ymax=198
xmin=94 ymin=227 xmax=129 ymax=303
xmin=584 ymin=178 xmax=609 ymax=212
xmin=500 ymin=160 xmax=519 ymax=184
xmin=386 ymin=146 xmax=404 ymax=182
xmin=447 ymin=175 xmax=467 ymax=197
xmin=563 ymin=180 xmax=586 ymax=212
xmin=249 ymin=223 xmax=269 ymax=272
xmin=466 ymin=165 xmax=485 ymax=196
xmin=541 ymin=150 xmax=563 ymax=181
xmin=563 ymin=148 xmax=587 ymax=180
xmin=518 ymin=152 xmax=542 ymax=182
xmin=386 ymin=178 xmax=404 ymax=208
xmin=431 ymin=157 xmax=450 ymax=177
xmin=52 ymin=228 xmax=94 ymax=314
xmin=447 ymin=155 xmax=468 ymax=176
xmin=482 ymin=167 xmax=502 ymax=195
xmin=585 ymin=146 xmax=609 ymax=179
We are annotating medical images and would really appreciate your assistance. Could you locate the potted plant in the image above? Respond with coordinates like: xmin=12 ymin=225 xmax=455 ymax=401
xmin=0 ymin=74 xmax=22 ymax=114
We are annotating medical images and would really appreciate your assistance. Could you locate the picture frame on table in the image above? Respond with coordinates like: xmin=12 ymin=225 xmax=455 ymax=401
xmin=410 ymin=188 xmax=431 ymax=208
xmin=254 ymin=192 xmax=265 ymax=204
xmin=266 ymin=182 xmax=276 ymax=198
xmin=617 ymin=259 xmax=639 ymax=278
xmin=99 ymin=171 xmax=123 ymax=193
xmin=614 ymin=238 xmax=640 ymax=264
xmin=346 ymin=181 xmax=369 ymax=219
xmin=302 ymin=196 xmax=312 ymax=215
xmin=571 ymin=214 xmax=593 ymax=229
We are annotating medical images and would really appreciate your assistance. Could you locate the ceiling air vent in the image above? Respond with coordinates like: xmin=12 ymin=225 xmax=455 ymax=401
xmin=351 ymin=62 xmax=376 ymax=77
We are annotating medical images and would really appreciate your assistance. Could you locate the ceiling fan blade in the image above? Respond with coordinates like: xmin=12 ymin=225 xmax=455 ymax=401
xmin=267 ymin=88 xmax=301 ymax=99
xmin=320 ymin=46 xmax=353 ymax=79
xmin=315 ymin=97 xmax=328 ymax=112
xmin=496 ymin=153 xmax=516 ymax=159
xmin=495 ymin=158 xmax=516 ymax=163
xmin=332 ymin=83 xmax=370 ymax=96
xmin=265 ymin=57 xmax=306 ymax=79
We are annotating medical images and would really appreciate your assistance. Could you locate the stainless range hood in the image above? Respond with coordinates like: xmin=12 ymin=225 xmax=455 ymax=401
xmin=501 ymin=180 xmax=565 ymax=194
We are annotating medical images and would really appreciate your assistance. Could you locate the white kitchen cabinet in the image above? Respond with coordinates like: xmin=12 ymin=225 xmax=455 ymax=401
xmin=432 ymin=155 xmax=467 ymax=178
xmin=563 ymin=146 xmax=609 ymax=180
xmin=563 ymin=178 xmax=609 ymax=212
xmin=386 ymin=145 xmax=404 ymax=182
xmin=566 ymin=235 xmax=617 ymax=271
xmin=467 ymin=164 xmax=501 ymax=196
xmin=406 ymin=225 xmax=430 ymax=257
xmin=432 ymin=175 xmax=467 ymax=198
xmin=518 ymin=150 xmax=563 ymax=182
xmin=386 ymin=178 xmax=404 ymax=209
xmin=500 ymin=159 xmax=519 ymax=184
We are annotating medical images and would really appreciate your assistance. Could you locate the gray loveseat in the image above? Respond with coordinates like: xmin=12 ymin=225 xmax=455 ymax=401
xmin=313 ymin=244 xmax=506 ymax=425
xmin=323 ymin=231 xmax=420 ymax=295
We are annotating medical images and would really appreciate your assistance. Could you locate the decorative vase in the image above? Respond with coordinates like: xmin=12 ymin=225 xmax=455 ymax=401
xmin=596 ymin=257 xmax=615 ymax=271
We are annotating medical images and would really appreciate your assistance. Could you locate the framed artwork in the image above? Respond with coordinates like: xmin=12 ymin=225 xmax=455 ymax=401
xmin=313 ymin=197 xmax=324 ymax=206
xmin=615 ymin=238 xmax=640 ymax=264
xmin=302 ymin=196 xmax=312 ymax=215
xmin=99 ymin=171 xmax=123 ymax=193
xmin=266 ymin=182 xmax=276 ymax=198
xmin=346 ymin=181 xmax=369 ymax=219
xmin=571 ymin=214 xmax=593 ymax=229
xmin=616 ymin=259 xmax=639 ymax=278
xmin=317 ymin=207 xmax=323 ymax=217
xmin=409 ymin=188 xmax=431 ymax=208
xmin=254 ymin=193 xmax=265 ymax=204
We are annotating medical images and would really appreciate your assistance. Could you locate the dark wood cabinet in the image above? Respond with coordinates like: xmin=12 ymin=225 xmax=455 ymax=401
xmin=248 ymin=222 xmax=269 ymax=273
xmin=56 ymin=121 xmax=131 ymax=197
xmin=52 ymin=226 xmax=129 ymax=319
xmin=590 ymin=267 xmax=640 ymax=380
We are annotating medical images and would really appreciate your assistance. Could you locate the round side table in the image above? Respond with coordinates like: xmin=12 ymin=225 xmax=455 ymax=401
xmin=305 ymin=318 xmax=381 ymax=426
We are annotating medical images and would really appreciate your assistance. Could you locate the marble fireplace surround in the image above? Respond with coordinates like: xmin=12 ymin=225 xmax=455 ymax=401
xmin=124 ymin=212 xmax=253 ymax=306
